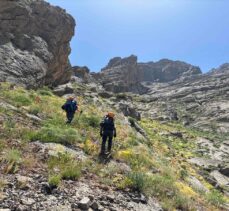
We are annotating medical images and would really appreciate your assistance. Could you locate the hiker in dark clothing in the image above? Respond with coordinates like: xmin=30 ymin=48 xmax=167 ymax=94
xmin=100 ymin=112 xmax=116 ymax=155
xmin=61 ymin=97 xmax=78 ymax=124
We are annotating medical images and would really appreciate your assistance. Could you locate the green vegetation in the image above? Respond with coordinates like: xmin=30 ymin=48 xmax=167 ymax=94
xmin=31 ymin=126 xmax=82 ymax=145
xmin=3 ymin=149 xmax=22 ymax=174
xmin=47 ymin=153 xmax=82 ymax=186
xmin=48 ymin=175 xmax=61 ymax=187
xmin=0 ymin=82 xmax=228 ymax=210
xmin=206 ymin=190 xmax=226 ymax=207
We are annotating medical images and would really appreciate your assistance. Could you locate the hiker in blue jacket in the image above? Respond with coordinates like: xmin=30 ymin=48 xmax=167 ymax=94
xmin=62 ymin=96 xmax=78 ymax=124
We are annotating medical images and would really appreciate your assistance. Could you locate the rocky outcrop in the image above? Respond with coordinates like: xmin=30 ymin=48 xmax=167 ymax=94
xmin=124 ymin=66 xmax=229 ymax=134
xmin=0 ymin=0 xmax=75 ymax=88
xmin=138 ymin=59 xmax=201 ymax=82
xmin=93 ymin=55 xmax=201 ymax=93
xmin=72 ymin=66 xmax=95 ymax=83
xmin=94 ymin=55 xmax=148 ymax=94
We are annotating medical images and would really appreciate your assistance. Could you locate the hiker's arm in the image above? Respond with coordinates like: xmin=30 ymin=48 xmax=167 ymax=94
xmin=100 ymin=122 xmax=103 ymax=137
xmin=100 ymin=126 xmax=103 ymax=137
xmin=114 ymin=127 xmax=116 ymax=137
xmin=61 ymin=104 xmax=66 ymax=110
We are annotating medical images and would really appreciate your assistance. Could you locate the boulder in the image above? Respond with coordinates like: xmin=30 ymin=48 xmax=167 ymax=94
xmin=78 ymin=197 xmax=91 ymax=210
xmin=72 ymin=66 xmax=95 ymax=83
xmin=188 ymin=158 xmax=221 ymax=170
xmin=187 ymin=176 xmax=209 ymax=193
xmin=53 ymin=83 xmax=74 ymax=96
xmin=0 ymin=0 xmax=75 ymax=88
xmin=210 ymin=170 xmax=229 ymax=187
xmin=220 ymin=164 xmax=229 ymax=177
xmin=119 ymin=103 xmax=141 ymax=120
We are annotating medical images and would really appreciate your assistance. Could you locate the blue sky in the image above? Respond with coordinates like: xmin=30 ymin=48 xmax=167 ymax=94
xmin=47 ymin=0 xmax=229 ymax=72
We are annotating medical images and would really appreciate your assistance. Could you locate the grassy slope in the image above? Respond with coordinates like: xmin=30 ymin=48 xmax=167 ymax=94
xmin=0 ymin=82 xmax=228 ymax=211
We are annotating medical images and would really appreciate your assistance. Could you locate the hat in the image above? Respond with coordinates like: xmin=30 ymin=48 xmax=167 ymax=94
xmin=108 ymin=112 xmax=115 ymax=118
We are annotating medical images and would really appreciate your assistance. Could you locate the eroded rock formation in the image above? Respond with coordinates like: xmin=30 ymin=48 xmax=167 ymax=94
xmin=93 ymin=55 xmax=201 ymax=93
xmin=0 ymin=0 xmax=75 ymax=88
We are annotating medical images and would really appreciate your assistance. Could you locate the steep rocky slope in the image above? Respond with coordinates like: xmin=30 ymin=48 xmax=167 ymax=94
xmin=0 ymin=82 xmax=228 ymax=210
xmin=135 ymin=65 xmax=229 ymax=134
xmin=0 ymin=0 xmax=75 ymax=88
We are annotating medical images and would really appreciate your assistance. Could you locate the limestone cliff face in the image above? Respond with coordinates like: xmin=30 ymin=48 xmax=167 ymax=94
xmin=93 ymin=55 xmax=201 ymax=93
xmin=0 ymin=0 xmax=75 ymax=88
xmin=138 ymin=59 xmax=201 ymax=82
xmin=94 ymin=55 xmax=148 ymax=94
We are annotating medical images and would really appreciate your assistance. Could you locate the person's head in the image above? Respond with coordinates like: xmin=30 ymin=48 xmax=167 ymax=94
xmin=67 ymin=96 xmax=74 ymax=101
xmin=107 ymin=112 xmax=115 ymax=119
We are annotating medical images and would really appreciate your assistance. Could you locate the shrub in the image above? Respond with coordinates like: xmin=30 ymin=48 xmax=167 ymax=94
xmin=48 ymin=175 xmax=61 ymax=187
xmin=4 ymin=149 xmax=22 ymax=164
xmin=61 ymin=164 xmax=82 ymax=180
xmin=14 ymin=94 xmax=32 ymax=107
xmin=38 ymin=87 xmax=53 ymax=96
xmin=206 ymin=189 xmax=226 ymax=207
xmin=28 ymin=105 xmax=41 ymax=115
xmin=48 ymin=153 xmax=82 ymax=182
xmin=31 ymin=126 xmax=82 ymax=145
xmin=4 ymin=149 xmax=22 ymax=174
xmin=83 ymin=139 xmax=98 ymax=155
xmin=82 ymin=115 xmax=100 ymax=128
xmin=127 ymin=171 xmax=147 ymax=192
xmin=128 ymin=117 xmax=136 ymax=127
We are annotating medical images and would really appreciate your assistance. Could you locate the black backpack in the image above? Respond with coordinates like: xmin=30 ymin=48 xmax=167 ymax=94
xmin=100 ymin=116 xmax=115 ymax=131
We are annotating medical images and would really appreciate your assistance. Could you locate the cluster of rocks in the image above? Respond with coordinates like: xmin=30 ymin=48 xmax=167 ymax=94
xmin=0 ymin=141 xmax=162 ymax=211
xmin=188 ymin=137 xmax=229 ymax=196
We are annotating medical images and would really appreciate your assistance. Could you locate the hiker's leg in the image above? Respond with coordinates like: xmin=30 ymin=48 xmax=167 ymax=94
xmin=69 ymin=112 xmax=74 ymax=123
xmin=107 ymin=135 xmax=113 ymax=153
xmin=100 ymin=134 xmax=107 ymax=155
xmin=67 ymin=112 xmax=74 ymax=123
xmin=66 ymin=112 xmax=71 ymax=123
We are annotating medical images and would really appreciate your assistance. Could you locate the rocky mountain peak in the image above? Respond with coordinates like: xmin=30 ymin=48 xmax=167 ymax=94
xmin=210 ymin=63 xmax=229 ymax=74
xmin=93 ymin=55 xmax=202 ymax=93
xmin=101 ymin=55 xmax=137 ymax=71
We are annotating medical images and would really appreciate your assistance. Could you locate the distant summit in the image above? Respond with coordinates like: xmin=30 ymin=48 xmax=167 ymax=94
xmin=92 ymin=55 xmax=201 ymax=93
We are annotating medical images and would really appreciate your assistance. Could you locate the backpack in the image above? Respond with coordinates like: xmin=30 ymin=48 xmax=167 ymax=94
xmin=62 ymin=100 xmax=78 ymax=112
xmin=70 ymin=100 xmax=78 ymax=112
xmin=100 ymin=116 xmax=115 ymax=131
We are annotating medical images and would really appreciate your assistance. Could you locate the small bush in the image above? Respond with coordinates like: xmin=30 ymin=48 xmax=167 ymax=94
xmin=4 ymin=149 xmax=22 ymax=164
xmin=127 ymin=171 xmax=147 ymax=192
xmin=38 ymin=87 xmax=53 ymax=96
xmin=61 ymin=164 xmax=82 ymax=180
xmin=206 ymin=189 xmax=226 ymax=207
xmin=14 ymin=94 xmax=32 ymax=107
xmin=128 ymin=117 xmax=136 ymax=127
xmin=31 ymin=126 xmax=82 ymax=145
xmin=48 ymin=153 xmax=82 ymax=182
xmin=83 ymin=139 xmax=98 ymax=155
xmin=82 ymin=115 xmax=100 ymax=128
xmin=4 ymin=149 xmax=22 ymax=174
xmin=48 ymin=175 xmax=61 ymax=187
xmin=28 ymin=105 xmax=41 ymax=115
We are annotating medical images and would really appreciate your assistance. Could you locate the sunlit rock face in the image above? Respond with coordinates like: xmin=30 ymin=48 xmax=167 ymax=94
xmin=93 ymin=55 xmax=201 ymax=94
xmin=0 ymin=0 xmax=75 ymax=88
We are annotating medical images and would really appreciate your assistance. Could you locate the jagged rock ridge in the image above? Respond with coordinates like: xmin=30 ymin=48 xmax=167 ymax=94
xmin=92 ymin=55 xmax=201 ymax=93
xmin=0 ymin=0 xmax=75 ymax=88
